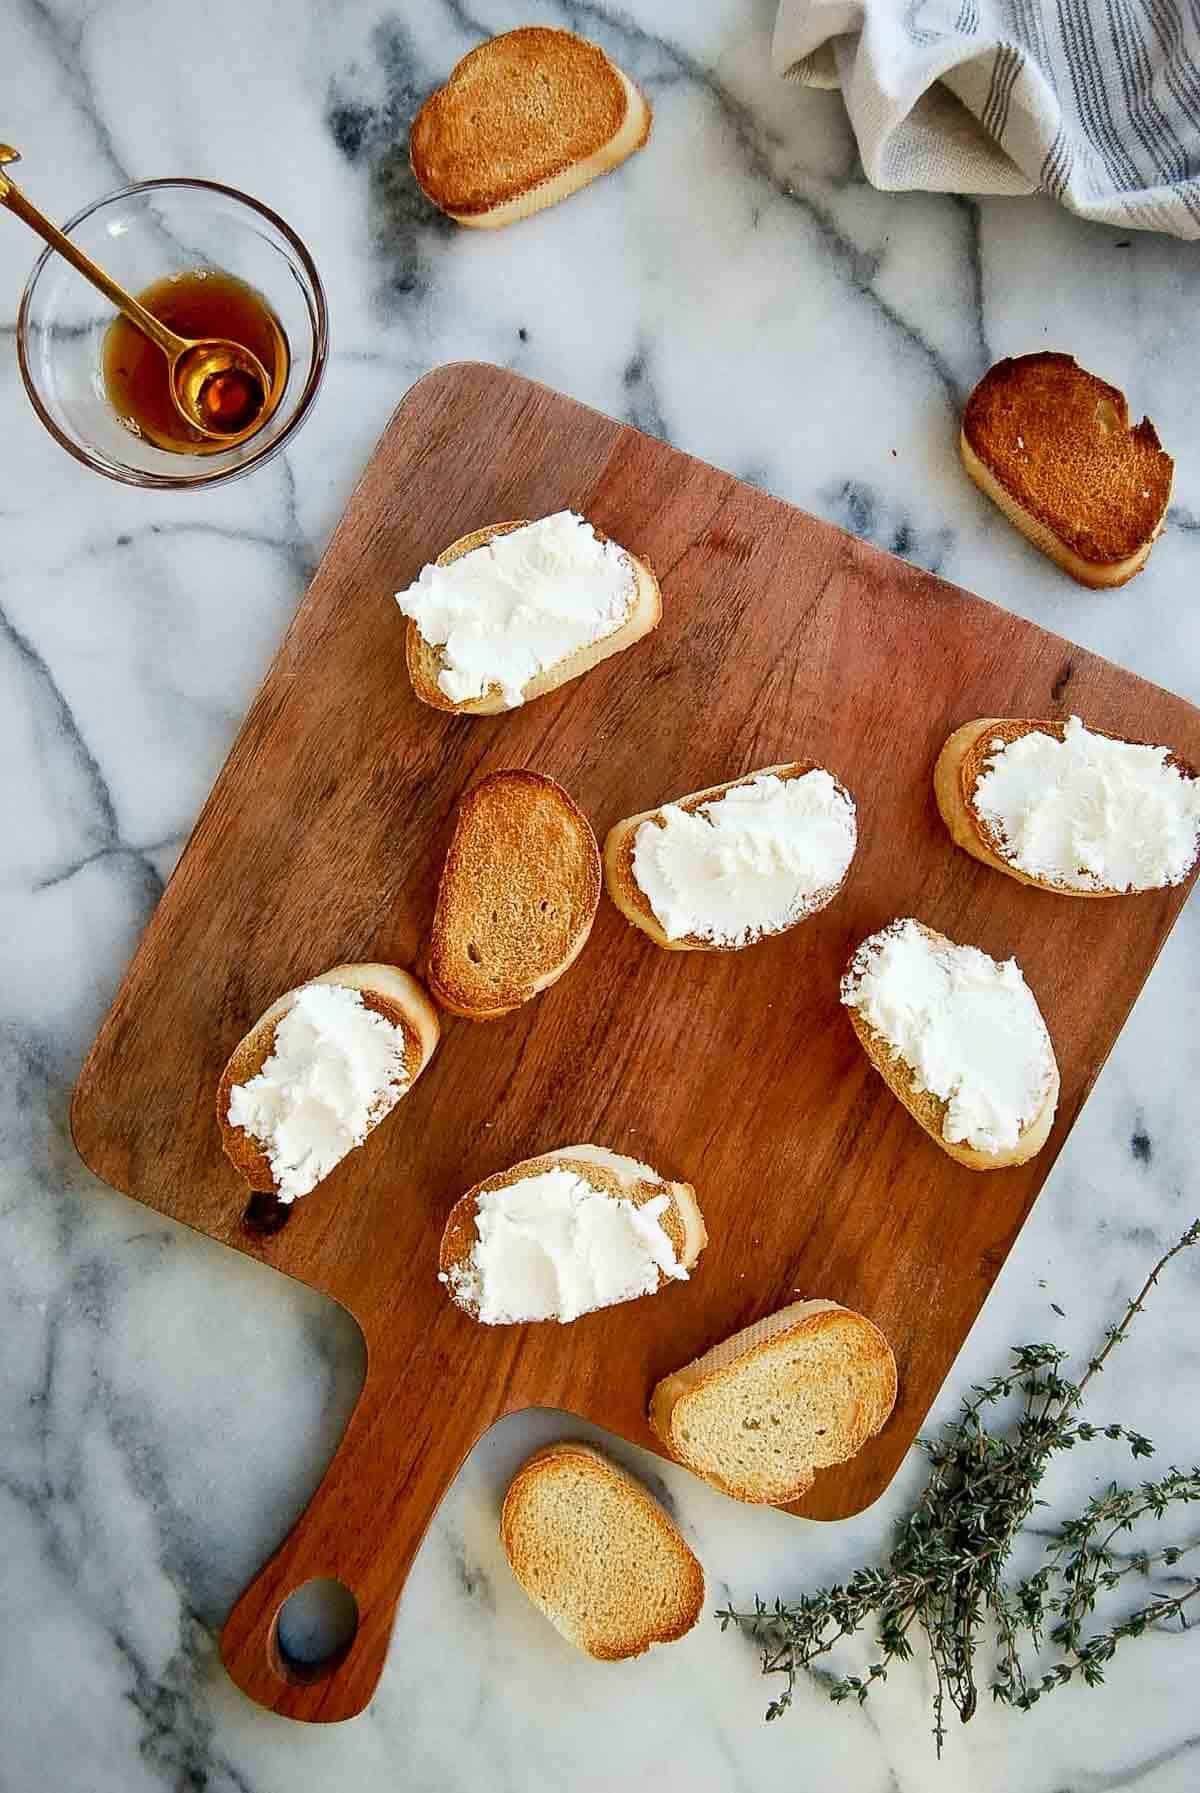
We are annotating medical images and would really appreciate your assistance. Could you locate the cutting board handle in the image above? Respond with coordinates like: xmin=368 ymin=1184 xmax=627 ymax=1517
xmin=219 ymin=1365 xmax=482 ymax=1722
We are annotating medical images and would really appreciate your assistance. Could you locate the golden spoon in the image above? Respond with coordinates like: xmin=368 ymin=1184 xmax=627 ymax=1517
xmin=0 ymin=145 xmax=273 ymax=445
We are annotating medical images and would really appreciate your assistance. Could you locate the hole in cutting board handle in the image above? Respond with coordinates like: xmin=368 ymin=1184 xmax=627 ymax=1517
xmin=271 ymin=1578 xmax=360 ymax=1685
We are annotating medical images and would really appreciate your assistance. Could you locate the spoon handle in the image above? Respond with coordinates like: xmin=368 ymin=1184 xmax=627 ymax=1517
xmin=0 ymin=168 xmax=184 ymax=360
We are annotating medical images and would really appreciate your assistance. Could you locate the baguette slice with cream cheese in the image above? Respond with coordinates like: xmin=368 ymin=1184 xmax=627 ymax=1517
xmin=409 ymin=28 xmax=652 ymax=229
xmin=603 ymin=761 xmax=857 ymax=952
xmin=649 ymin=1301 xmax=897 ymax=1505
xmin=400 ymin=516 xmax=661 ymax=716
xmin=841 ymin=920 xmax=1059 ymax=1171
xmin=439 ymin=1144 xmax=706 ymax=1325
xmin=935 ymin=717 xmax=1200 ymax=897
xmin=501 ymin=1441 xmax=703 ymax=1658
xmin=218 ymin=963 xmax=440 ymax=1199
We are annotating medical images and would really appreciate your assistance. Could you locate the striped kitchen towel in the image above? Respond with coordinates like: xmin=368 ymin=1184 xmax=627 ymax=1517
xmin=774 ymin=0 xmax=1200 ymax=237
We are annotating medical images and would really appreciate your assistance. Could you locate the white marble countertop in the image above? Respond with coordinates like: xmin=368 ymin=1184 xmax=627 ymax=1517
xmin=4 ymin=1 xmax=1200 ymax=1788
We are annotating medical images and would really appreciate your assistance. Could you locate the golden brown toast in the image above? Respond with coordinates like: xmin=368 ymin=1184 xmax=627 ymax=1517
xmin=439 ymin=1144 xmax=707 ymax=1322
xmin=410 ymin=27 xmax=651 ymax=228
xmin=404 ymin=520 xmax=661 ymax=716
xmin=649 ymin=1301 xmax=897 ymax=1506
xmin=217 ymin=964 xmax=440 ymax=1195
xmin=961 ymin=353 xmax=1173 ymax=588
xmin=426 ymin=770 xmax=600 ymax=1019
xmin=501 ymin=1441 xmax=704 ymax=1658
xmin=842 ymin=922 xmax=1059 ymax=1171
xmin=935 ymin=717 xmax=1199 ymax=897
xmin=603 ymin=761 xmax=855 ymax=952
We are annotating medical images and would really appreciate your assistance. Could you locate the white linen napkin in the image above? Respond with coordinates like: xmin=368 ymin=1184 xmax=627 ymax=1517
xmin=774 ymin=0 xmax=1200 ymax=238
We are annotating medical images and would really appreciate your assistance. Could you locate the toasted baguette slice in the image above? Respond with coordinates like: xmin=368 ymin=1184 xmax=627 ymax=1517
xmin=501 ymin=1440 xmax=703 ymax=1658
xmin=427 ymin=770 xmax=600 ymax=1019
xmin=603 ymin=761 xmax=856 ymax=952
xmin=935 ymin=717 xmax=1200 ymax=897
xmin=439 ymin=1144 xmax=706 ymax=1324
xmin=649 ymin=1301 xmax=897 ymax=1506
xmin=961 ymin=353 xmax=1173 ymax=588
xmin=217 ymin=963 xmax=439 ymax=1195
xmin=410 ymin=28 xmax=651 ymax=229
xmin=405 ymin=520 xmax=661 ymax=716
xmin=843 ymin=922 xmax=1059 ymax=1170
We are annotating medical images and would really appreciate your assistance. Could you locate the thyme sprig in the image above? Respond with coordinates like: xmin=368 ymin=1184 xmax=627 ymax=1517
xmin=718 ymin=1219 xmax=1200 ymax=1754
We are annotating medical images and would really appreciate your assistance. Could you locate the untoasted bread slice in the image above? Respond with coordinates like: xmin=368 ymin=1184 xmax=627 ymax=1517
xmin=427 ymin=770 xmax=600 ymax=1019
xmin=217 ymin=963 xmax=439 ymax=1195
xmin=649 ymin=1301 xmax=897 ymax=1506
xmin=842 ymin=921 xmax=1059 ymax=1170
xmin=961 ymin=353 xmax=1173 ymax=588
xmin=410 ymin=27 xmax=651 ymax=229
xmin=604 ymin=761 xmax=856 ymax=952
xmin=501 ymin=1440 xmax=703 ymax=1658
xmin=935 ymin=717 xmax=1200 ymax=897
xmin=404 ymin=519 xmax=661 ymax=716
xmin=439 ymin=1144 xmax=706 ymax=1324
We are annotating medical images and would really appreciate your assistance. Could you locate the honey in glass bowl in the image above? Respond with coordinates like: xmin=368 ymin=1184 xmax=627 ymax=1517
xmin=102 ymin=267 xmax=289 ymax=453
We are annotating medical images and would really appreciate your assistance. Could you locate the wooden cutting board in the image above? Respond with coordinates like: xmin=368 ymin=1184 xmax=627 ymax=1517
xmin=72 ymin=363 xmax=1200 ymax=1722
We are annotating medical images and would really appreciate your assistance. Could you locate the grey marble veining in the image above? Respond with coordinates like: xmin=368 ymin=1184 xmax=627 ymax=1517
xmin=3 ymin=1 xmax=1200 ymax=1788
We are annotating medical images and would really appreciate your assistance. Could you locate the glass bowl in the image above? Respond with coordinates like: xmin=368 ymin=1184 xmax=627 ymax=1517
xmin=17 ymin=178 xmax=328 ymax=489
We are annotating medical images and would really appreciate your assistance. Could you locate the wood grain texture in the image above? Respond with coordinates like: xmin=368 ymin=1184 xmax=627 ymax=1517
xmin=71 ymin=363 xmax=1200 ymax=1721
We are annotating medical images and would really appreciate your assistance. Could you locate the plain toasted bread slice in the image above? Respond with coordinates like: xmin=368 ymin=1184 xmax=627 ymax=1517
xmin=842 ymin=922 xmax=1059 ymax=1171
xmin=439 ymin=1144 xmax=707 ymax=1323
xmin=426 ymin=770 xmax=600 ymax=1019
xmin=603 ymin=761 xmax=856 ymax=952
xmin=501 ymin=1440 xmax=704 ymax=1658
xmin=405 ymin=520 xmax=661 ymax=716
xmin=410 ymin=28 xmax=651 ymax=229
xmin=649 ymin=1301 xmax=897 ymax=1506
xmin=935 ymin=717 xmax=1200 ymax=897
xmin=961 ymin=353 xmax=1173 ymax=588
xmin=217 ymin=963 xmax=440 ymax=1195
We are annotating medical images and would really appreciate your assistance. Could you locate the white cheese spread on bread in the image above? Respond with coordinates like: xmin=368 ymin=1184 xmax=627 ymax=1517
xmin=444 ymin=1165 xmax=685 ymax=1324
xmin=841 ymin=919 xmax=1054 ymax=1154
xmin=971 ymin=715 xmax=1200 ymax=893
xmin=227 ymin=984 xmax=410 ymax=1202
xmin=631 ymin=769 xmax=856 ymax=946
xmin=395 ymin=510 xmax=635 ymax=707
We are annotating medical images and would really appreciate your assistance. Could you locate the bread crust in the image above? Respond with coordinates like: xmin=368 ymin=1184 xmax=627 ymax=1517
xmin=648 ymin=1301 xmax=897 ymax=1506
xmin=500 ymin=1440 xmax=704 ymax=1658
xmin=404 ymin=519 xmax=661 ymax=715
xmin=217 ymin=964 xmax=440 ymax=1195
xmin=603 ymin=761 xmax=855 ymax=952
xmin=960 ymin=354 xmax=1172 ymax=588
xmin=410 ymin=29 xmax=651 ymax=226
xmin=843 ymin=921 xmax=1059 ymax=1171
xmin=934 ymin=717 xmax=1199 ymax=897
xmin=439 ymin=1144 xmax=706 ymax=1322
xmin=426 ymin=769 xmax=601 ymax=1019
